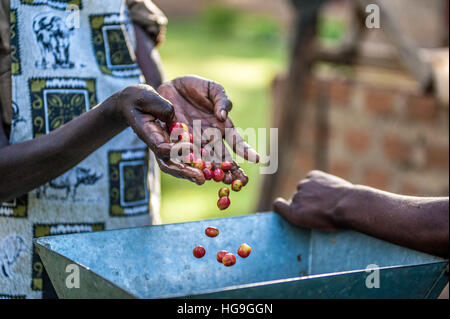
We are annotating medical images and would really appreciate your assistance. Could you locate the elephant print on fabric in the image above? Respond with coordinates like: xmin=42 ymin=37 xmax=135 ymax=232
xmin=32 ymin=13 xmax=75 ymax=69
xmin=36 ymin=166 xmax=103 ymax=201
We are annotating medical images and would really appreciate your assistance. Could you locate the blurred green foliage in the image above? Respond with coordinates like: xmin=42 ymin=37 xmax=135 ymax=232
xmin=201 ymin=3 xmax=238 ymax=34
xmin=158 ymin=6 xmax=287 ymax=224
xmin=201 ymin=4 xmax=282 ymax=42
xmin=318 ymin=16 xmax=347 ymax=45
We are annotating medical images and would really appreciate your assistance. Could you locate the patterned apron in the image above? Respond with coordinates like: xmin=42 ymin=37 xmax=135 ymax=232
xmin=0 ymin=0 xmax=161 ymax=299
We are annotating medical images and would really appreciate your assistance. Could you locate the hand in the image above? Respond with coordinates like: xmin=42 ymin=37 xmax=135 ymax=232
xmin=112 ymin=84 xmax=175 ymax=160
xmin=127 ymin=0 xmax=168 ymax=47
xmin=114 ymin=84 xmax=212 ymax=184
xmin=156 ymin=75 xmax=260 ymax=185
xmin=273 ymin=170 xmax=354 ymax=231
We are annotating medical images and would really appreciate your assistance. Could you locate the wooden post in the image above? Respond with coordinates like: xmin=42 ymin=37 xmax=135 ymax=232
xmin=257 ymin=0 xmax=325 ymax=211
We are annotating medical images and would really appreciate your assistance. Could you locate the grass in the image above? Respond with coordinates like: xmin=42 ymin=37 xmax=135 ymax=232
xmin=157 ymin=8 xmax=287 ymax=224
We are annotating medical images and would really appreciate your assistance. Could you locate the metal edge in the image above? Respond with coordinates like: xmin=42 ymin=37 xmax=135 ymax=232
xmin=33 ymin=212 xmax=275 ymax=244
xmin=424 ymin=263 xmax=449 ymax=299
xmin=34 ymin=239 xmax=139 ymax=299
xmin=174 ymin=260 xmax=449 ymax=299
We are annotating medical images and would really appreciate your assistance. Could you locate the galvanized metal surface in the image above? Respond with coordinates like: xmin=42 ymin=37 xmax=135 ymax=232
xmin=191 ymin=262 xmax=448 ymax=299
xmin=35 ymin=212 xmax=448 ymax=299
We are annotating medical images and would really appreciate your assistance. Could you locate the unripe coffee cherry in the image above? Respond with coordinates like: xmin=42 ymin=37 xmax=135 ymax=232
xmin=218 ymin=187 xmax=230 ymax=198
xmin=193 ymin=159 xmax=205 ymax=170
xmin=231 ymin=179 xmax=243 ymax=192
xmin=237 ymin=243 xmax=252 ymax=258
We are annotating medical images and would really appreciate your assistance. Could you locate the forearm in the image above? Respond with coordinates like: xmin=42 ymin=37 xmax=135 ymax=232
xmin=0 ymin=94 xmax=126 ymax=201
xmin=337 ymin=185 xmax=449 ymax=257
xmin=134 ymin=23 xmax=165 ymax=89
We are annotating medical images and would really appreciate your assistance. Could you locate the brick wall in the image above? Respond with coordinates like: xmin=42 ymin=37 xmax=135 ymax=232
xmin=277 ymin=75 xmax=449 ymax=198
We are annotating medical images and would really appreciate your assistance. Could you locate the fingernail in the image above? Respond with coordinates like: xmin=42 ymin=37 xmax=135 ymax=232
xmin=220 ymin=110 xmax=227 ymax=121
xmin=247 ymin=149 xmax=259 ymax=163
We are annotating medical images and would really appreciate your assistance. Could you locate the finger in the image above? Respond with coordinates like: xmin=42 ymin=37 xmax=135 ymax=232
xmin=273 ymin=198 xmax=295 ymax=222
xmin=224 ymin=119 xmax=260 ymax=163
xmin=131 ymin=118 xmax=173 ymax=159
xmin=134 ymin=84 xmax=175 ymax=123
xmin=156 ymin=156 xmax=205 ymax=185
xmin=209 ymin=81 xmax=233 ymax=122
xmin=307 ymin=170 xmax=325 ymax=179
xmin=172 ymin=78 xmax=214 ymax=113
xmin=297 ymin=179 xmax=309 ymax=191
xmin=215 ymin=141 xmax=234 ymax=163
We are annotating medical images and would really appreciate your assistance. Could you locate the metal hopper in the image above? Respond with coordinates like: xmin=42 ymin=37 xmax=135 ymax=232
xmin=34 ymin=212 xmax=448 ymax=298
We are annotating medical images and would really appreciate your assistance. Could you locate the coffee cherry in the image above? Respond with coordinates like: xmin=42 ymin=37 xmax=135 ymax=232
xmin=184 ymin=153 xmax=196 ymax=165
xmin=193 ymin=158 xmax=205 ymax=170
xmin=169 ymin=122 xmax=183 ymax=133
xmin=237 ymin=243 xmax=252 ymax=258
xmin=189 ymin=133 xmax=194 ymax=143
xmin=223 ymin=172 xmax=233 ymax=185
xmin=170 ymin=122 xmax=189 ymax=134
xmin=204 ymin=161 xmax=213 ymax=170
xmin=222 ymin=253 xmax=236 ymax=266
xmin=203 ymin=168 xmax=213 ymax=180
xmin=231 ymin=179 xmax=243 ymax=192
xmin=180 ymin=123 xmax=189 ymax=133
xmin=201 ymin=148 xmax=209 ymax=159
xmin=221 ymin=161 xmax=233 ymax=172
xmin=218 ymin=187 xmax=230 ymax=198
xmin=213 ymin=168 xmax=225 ymax=182
xmin=217 ymin=196 xmax=230 ymax=210
xmin=205 ymin=227 xmax=219 ymax=238
xmin=193 ymin=246 xmax=206 ymax=258
xmin=178 ymin=131 xmax=190 ymax=142
xmin=216 ymin=250 xmax=228 ymax=263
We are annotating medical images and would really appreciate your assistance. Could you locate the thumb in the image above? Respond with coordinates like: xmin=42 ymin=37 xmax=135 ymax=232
xmin=135 ymin=84 xmax=174 ymax=123
xmin=273 ymin=197 xmax=293 ymax=222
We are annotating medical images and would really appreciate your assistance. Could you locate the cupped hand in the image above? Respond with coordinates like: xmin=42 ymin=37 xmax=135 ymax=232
xmin=157 ymin=75 xmax=260 ymax=185
xmin=273 ymin=170 xmax=354 ymax=231
xmin=113 ymin=84 xmax=208 ymax=185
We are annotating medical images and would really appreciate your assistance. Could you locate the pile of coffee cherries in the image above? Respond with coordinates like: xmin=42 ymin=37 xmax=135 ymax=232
xmin=170 ymin=122 xmax=245 ymax=211
xmin=193 ymin=226 xmax=252 ymax=267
